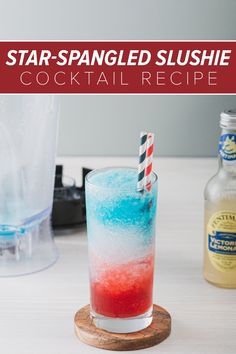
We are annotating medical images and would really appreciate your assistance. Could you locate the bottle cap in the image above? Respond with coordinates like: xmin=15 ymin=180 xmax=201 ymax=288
xmin=220 ymin=109 xmax=236 ymax=130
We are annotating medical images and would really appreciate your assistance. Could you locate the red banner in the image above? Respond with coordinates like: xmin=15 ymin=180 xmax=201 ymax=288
xmin=0 ymin=41 xmax=236 ymax=94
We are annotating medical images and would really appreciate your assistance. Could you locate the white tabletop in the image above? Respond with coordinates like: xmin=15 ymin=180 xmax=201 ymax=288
xmin=0 ymin=157 xmax=235 ymax=354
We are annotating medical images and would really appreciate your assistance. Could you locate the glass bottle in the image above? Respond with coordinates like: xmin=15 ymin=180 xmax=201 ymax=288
xmin=204 ymin=110 xmax=236 ymax=288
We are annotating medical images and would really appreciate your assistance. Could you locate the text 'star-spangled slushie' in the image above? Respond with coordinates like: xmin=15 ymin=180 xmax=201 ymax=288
xmin=85 ymin=167 xmax=157 ymax=333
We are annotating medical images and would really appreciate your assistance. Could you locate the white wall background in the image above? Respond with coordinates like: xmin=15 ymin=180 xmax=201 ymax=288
xmin=0 ymin=0 xmax=236 ymax=156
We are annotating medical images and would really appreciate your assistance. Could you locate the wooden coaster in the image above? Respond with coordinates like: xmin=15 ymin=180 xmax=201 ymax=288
xmin=74 ymin=304 xmax=171 ymax=351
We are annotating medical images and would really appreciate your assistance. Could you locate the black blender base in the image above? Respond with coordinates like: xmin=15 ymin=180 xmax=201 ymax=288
xmin=52 ymin=166 xmax=91 ymax=230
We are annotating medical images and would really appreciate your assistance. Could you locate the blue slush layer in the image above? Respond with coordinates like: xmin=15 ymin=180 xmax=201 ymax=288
xmin=88 ymin=168 xmax=139 ymax=190
xmin=86 ymin=168 xmax=157 ymax=236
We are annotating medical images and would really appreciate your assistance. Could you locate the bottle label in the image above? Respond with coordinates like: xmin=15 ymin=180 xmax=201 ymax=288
xmin=207 ymin=211 xmax=236 ymax=272
xmin=218 ymin=134 xmax=236 ymax=161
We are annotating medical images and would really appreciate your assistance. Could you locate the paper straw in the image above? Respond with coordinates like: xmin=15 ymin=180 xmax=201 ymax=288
xmin=144 ymin=133 xmax=154 ymax=191
xmin=137 ymin=131 xmax=147 ymax=191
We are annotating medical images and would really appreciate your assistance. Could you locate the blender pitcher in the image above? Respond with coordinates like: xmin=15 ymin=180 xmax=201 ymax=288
xmin=0 ymin=95 xmax=59 ymax=276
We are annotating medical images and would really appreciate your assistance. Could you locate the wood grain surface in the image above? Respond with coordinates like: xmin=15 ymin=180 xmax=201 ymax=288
xmin=74 ymin=304 xmax=171 ymax=351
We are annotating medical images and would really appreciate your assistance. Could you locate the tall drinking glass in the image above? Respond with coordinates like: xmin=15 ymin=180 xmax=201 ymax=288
xmin=85 ymin=167 xmax=157 ymax=333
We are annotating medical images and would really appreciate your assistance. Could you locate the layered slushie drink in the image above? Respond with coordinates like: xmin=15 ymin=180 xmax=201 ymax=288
xmin=85 ymin=167 xmax=157 ymax=333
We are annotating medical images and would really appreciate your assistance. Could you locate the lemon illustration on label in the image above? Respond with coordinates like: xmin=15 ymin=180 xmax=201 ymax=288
xmin=207 ymin=211 xmax=236 ymax=272
xmin=218 ymin=134 xmax=236 ymax=161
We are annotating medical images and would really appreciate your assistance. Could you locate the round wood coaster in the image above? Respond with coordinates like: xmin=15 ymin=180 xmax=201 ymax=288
xmin=74 ymin=304 xmax=171 ymax=351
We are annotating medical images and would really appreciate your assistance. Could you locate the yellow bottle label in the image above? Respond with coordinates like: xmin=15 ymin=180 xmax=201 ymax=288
xmin=207 ymin=211 xmax=236 ymax=272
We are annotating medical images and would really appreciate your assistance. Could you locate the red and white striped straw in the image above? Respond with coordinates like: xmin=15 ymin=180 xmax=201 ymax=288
xmin=144 ymin=133 xmax=154 ymax=191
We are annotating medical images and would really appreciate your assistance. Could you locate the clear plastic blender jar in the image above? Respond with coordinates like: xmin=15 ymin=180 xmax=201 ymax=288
xmin=0 ymin=95 xmax=59 ymax=276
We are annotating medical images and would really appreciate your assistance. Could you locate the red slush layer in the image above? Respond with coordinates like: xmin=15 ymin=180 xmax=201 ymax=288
xmin=91 ymin=255 xmax=154 ymax=318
